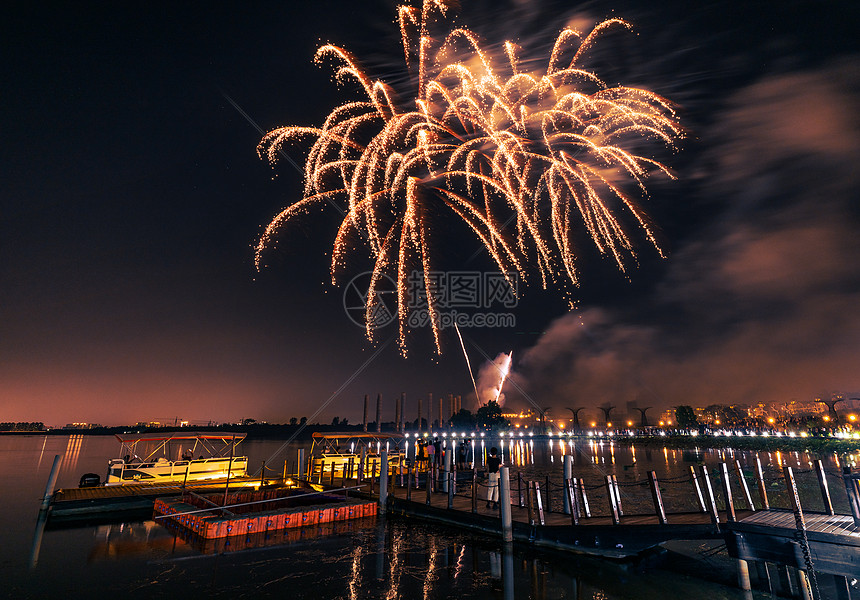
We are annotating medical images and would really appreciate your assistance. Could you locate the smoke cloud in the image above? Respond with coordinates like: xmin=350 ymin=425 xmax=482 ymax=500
xmin=476 ymin=352 xmax=513 ymax=407
xmin=516 ymin=59 xmax=860 ymax=412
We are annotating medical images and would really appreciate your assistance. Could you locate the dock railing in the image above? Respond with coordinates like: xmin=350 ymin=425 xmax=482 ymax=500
xmin=844 ymin=466 xmax=860 ymax=526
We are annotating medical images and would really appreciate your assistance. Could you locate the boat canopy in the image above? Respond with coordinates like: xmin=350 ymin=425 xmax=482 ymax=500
xmin=310 ymin=431 xmax=405 ymax=456
xmin=115 ymin=432 xmax=247 ymax=443
xmin=311 ymin=432 xmax=404 ymax=441
xmin=113 ymin=431 xmax=246 ymax=463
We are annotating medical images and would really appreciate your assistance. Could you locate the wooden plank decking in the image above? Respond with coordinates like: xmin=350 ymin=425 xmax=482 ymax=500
xmin=385 ymin=481 xmax=741 ymax=527
xmin=48 ymin=477 xmax=270 ymax=521
xmin=737 ymin=509 xmax=860 ymax=538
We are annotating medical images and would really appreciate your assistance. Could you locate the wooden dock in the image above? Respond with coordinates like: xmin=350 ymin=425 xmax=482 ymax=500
xmin=385 ymin=481 xmax=741 ymax=558
xmin=327 ymin=453 xmax=860 ymax=596
xmin=48 ymin=477 xmax=273 ymax=522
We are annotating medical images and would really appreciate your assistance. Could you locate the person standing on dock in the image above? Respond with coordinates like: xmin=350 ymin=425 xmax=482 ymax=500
xmin=486 ymin=447 xmax=501 ymax=509
xmin=426 ymin=439 xmax=435 ymax=466
xmin=456 ymin=440 xmax=467 ymax=470
xmin=417 ymin=440 xmax=427 ymax=467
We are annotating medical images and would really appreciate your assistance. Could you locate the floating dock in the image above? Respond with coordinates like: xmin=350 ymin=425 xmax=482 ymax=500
xmin=153 ymin=488 xmax=377 ymax=539
xmin=48 ymin=477 xmax=272 ymax=522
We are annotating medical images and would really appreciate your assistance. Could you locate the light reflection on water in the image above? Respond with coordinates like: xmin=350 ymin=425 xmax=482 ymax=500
xmin=1 ymin=434 xmax=849 ymax=598
xmin=19 ymin=517 xmax=757 ymax=600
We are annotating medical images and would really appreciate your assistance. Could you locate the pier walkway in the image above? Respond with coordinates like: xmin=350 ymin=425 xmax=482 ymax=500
xmin=324 ymin=453 xmax=860 ymax=598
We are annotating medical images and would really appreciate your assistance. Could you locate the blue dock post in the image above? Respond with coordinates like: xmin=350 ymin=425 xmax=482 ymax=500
xmin=562 ymin=455 xmax=573 ymax=514
xmin=39 ymin=455 xmax=61 ymax=513
xmin=842 ymin=466 xmax=860 ymax=526
xmin=499 ymin=466 xmax=512 ymax=542
xmin=379 ymin=450 xmax=389 ymax=508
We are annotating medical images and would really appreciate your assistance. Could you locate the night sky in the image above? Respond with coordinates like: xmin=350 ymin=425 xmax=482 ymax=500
xmin=2 ymin=1 xmax=858 ymax=427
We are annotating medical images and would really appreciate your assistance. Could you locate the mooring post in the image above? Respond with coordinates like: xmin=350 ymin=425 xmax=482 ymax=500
xmin=736 ymin=559 xmax=752 ymax=592
xmin=795 ymin=567 xmax=814 ymax=600
xmin=690 ymin=465 xmax=707 ymax=512
xmin=578 ymin=478 xmax=591 ymax=518
xmin=565 ymin=478 xmax=579 ymax=525
xmin=648 ymin=471 xmax=668 ymax=525
xmin=534 ymin=481 xmax=545 ymax=525
xmin=563 ymin=455 xmax=573 ymax=515
xmin=330 ymin=461 xmax=336 ymax=487
xmin=379 ymin=450 xmax=389 ymax=508
xmin=526 ymin=481 xmax=536 ymax=525
xmin=39 ymin=455 xmax=61 ymax=513
xmin=843 ymin=466 xmax=860 ymax=526
xmin=406 ymin=460 xmax=413 ymax=501
xmin=443 ymin=445 xmax=451 ymax=493
xmin=471 ymin=469 xmax=478 ymax=513
xmin=612 ymin=475 xmax=624 ymax=517
xmin=720 ymin=462 xmax=736 ymax=522
xmin=517 ymin=471 xmax=524 ymax=507
xmin=755 ymin=455 xmax=769 ymax=510
xmin=451 ymin=448 xmax=457 ymax=495
xmin=735 ymin=460 xmax=755 ymax=511
xmin=260 ymin=460 xmax=266 ymax=489
xmin=297 ymin=448 xmax=306 ymax=481
xmin=426 ymin=463 xmax=432 ymax=505
xmin=499 ymin=466 xmax=513 ymax=542
xmin=700 ymin=465 xmax=720 ymax=525
xmin=813 ymin=459 xmax=834 ymax=516
xmin=605 ymin=475 xmax=620 ymax=525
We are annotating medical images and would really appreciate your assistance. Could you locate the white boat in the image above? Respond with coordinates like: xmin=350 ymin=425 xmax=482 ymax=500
xmin=309 ymin=432 xmax=405 ymax=479
xmin=102 ymin=432 xmax=248 ymax=486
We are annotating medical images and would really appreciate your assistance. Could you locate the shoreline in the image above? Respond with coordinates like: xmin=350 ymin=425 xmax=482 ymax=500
xmin=612 ymin=433 xmax=860 ymax=454
xmin=4 ymin=427 xmax=859 ymax=454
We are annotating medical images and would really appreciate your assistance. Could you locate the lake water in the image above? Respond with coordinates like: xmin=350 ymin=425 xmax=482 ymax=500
xmin=2 ymin=433 xmax=854 ymax=599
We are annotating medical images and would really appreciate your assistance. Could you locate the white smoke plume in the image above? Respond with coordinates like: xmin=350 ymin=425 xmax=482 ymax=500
xmin=476 ymin=352 xmax=513 ymax=408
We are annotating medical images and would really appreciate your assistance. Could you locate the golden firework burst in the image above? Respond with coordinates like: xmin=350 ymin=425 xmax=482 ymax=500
xmin=256 ymin=0 xmax=681 ymax=355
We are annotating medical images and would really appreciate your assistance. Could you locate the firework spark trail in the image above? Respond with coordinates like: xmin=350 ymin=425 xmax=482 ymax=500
xmin=256 ymin=0 xmax=682 ymax=354
xmin=476 ymin=351 xmax=512 ymax=408
xmin=495 ymin=351 xmax=512 ymax=404
xmin=454 ymin=323 xmax=480 ymax=404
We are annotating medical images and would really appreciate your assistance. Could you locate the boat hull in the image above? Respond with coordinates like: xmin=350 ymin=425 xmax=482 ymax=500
xmin=104 ymin=456 xmax=248 ymax=486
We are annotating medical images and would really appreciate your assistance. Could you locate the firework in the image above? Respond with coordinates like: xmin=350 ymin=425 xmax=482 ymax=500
xmin=256 ymin=0 xmax=681 ymax=354
xmin=475 ymin=351 xmax=512 ymax=408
